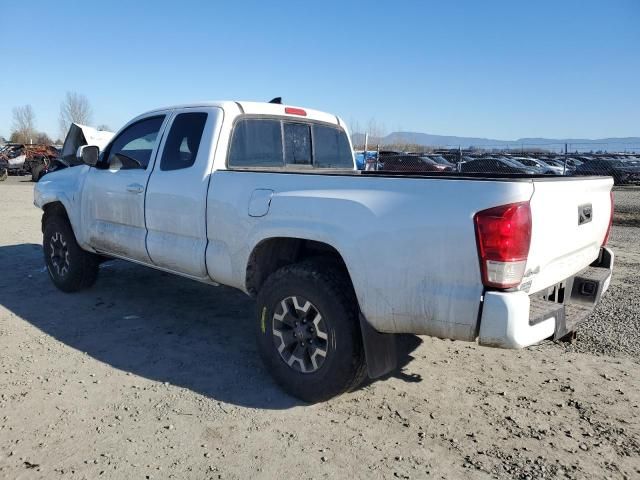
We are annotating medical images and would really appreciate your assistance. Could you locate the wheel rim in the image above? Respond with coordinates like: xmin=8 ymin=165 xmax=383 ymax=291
xmin=49 ymin=231 xmax=70 ymax=277
xmin=272 ymin=296 xmax=329 ymax=374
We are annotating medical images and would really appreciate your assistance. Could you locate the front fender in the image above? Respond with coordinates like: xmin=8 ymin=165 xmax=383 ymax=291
xmin=35 ymin=165 xmax=90 ymax=245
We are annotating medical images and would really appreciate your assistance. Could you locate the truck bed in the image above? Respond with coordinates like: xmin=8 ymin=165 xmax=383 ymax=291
xmin=229 ymin=167 xmax=609 ymax=183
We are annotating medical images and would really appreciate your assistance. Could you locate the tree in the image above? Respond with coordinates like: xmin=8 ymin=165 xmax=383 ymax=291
xmin=11 ymin=105 xmax=36 ymax=144
xmin=59 ymin=91 xmax=93 ymax=138
xmin=346 ymin=117 xmax=362 ymax=148
xmin=35 ymin=132 xmax=53 ymax=144
xmin=366 ymin=117 xmax=386 ymax=146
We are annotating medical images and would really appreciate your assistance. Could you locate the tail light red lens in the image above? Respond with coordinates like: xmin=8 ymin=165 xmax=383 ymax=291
xmin=474 ymin=202 xmax=532 ymax=288
xmin=602 ymin=190 xmax=614 ymax=246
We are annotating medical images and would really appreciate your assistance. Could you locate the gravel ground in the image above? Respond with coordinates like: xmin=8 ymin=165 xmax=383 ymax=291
xmin=0 ymin=176 xmax=639 ymax=480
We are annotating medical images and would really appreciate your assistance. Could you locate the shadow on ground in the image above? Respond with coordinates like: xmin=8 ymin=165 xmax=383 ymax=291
xmin=0 ymin=243 xmax=422 ymax=410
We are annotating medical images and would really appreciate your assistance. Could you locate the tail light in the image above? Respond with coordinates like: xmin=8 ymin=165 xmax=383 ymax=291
xmin=474 ymin=202 xmax=532 ymax=289
xmin=285 ymin=107 xmax=307 ymax=116
xmin=602 ymin=191 xmax=614 ymax=246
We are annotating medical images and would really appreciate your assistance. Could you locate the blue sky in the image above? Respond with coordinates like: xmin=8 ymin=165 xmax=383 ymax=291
xmin=1 ymin=0 xmax=638 ymax=141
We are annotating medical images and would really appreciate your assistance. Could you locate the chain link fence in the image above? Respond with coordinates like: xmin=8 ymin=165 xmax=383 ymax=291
xmin=354 ymin=143 xmax=640 ymax=187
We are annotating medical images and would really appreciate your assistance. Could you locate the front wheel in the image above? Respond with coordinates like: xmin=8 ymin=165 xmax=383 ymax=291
xmin=255 ymin=260 xmax=366 ymax=402
xmin=43 ymin=214 xmax=99 ymax=292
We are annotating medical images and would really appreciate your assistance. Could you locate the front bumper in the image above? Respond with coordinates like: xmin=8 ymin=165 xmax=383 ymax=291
xmin=478 ymin=247 xmax=614 ymax=349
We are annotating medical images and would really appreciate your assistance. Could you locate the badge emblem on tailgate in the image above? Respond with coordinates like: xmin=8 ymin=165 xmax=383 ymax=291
xmin=578 ymin=204 xmax=592 ymax=225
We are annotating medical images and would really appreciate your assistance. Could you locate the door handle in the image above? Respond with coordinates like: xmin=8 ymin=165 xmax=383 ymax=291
xmin=126 ymin=183 xmax=145 ymax=194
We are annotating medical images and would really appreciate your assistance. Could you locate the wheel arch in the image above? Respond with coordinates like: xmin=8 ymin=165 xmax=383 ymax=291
xmin=245 ymin=237 xmax=356 ymax=299
xmin=41 ymin=201 xmax=70 ymax=233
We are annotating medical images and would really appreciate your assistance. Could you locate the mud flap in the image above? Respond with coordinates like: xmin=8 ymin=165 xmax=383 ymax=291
xmin=359 ymin=313 xmax=397 ymax=379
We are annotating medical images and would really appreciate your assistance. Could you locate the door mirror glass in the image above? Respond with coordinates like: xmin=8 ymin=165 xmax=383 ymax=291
xmin=78 ymin=145 xmax=99 ymax=167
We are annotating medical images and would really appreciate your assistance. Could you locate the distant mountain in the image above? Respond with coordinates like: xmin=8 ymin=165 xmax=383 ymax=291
xmin=352 ymin=132 xmax=640 ymax=152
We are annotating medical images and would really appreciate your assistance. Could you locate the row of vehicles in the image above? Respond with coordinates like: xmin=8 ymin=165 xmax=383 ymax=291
xmin=355 ymin=150 xmax=640 ymax=185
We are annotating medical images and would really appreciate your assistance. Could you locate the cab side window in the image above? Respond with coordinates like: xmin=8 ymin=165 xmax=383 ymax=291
xmin=160 ymin=113 xmax=208 ymax=171
xmin=105 ymin=116 xmax=165 ymax=170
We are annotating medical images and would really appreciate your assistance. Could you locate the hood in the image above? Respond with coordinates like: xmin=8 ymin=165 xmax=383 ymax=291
xmin=61 ymin=123 xmax=114 ymax=165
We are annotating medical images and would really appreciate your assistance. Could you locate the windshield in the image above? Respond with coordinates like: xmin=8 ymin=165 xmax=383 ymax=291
xmin=605 ymin=160 xmax=625 ymax=167
xmin=416 ymin=156 xmax=437 ymax=165
xmin=500 ymin=157 xmax=525 ymax=167
xmin=516 ymin=159 xmax=537 ymax=167
xmin=427 ymin=155 xmax=451 ymax=165
xmin=544 ymin=159 xmax=562 ymax=167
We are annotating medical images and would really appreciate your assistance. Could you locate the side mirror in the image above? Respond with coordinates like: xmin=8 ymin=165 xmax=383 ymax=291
xmin=77 ymin=145 xmax=100 ymax=167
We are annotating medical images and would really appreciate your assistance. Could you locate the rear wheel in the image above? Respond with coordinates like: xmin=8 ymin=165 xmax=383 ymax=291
xmin=43 ymin=214 xmax=99 ymax=292
xmin=255 ymin=260 xmax=366 ymax=402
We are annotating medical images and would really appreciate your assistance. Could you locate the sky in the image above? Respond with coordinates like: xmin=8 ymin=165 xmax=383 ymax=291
xmin=0 ymin=0 xmax=638 ymax=141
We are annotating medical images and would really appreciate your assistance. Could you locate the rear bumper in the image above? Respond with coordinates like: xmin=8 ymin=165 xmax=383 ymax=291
xmin=478 ymin=247 xmax=614 ymax=349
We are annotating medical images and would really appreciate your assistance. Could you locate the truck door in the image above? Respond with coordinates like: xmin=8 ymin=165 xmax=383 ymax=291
xmin=144 ymin=107 xmax=223 ymax=279
xmin=81 ymin=114 xmax=168 ymax=262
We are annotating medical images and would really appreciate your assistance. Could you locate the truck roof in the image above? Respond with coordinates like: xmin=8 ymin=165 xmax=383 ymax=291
xmin=140 ymin=101 xmax=343 ymax=127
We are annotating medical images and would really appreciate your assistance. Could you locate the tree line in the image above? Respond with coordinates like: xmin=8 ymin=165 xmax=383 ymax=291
xmin=3 ymin=92 xmax=110 ymax=145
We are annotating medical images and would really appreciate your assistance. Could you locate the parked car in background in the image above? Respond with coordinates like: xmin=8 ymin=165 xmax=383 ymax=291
xmin=0 ymin=144 xmax=60 ymax=181
xmin=511 ymin=157 xmax=559 ymax=175
xmin=425 ymin=154 xmax=456 ymax=168
xmin=460 ymin=158 xmax=538 ymax=175
xmin=573 ymin=158 xmax=640 ymax=184
xmin=379 ymin=154 xmax=453 ymax=172
xmin=565 ymin=157 xmax=584 ymax=169
xmin=535 ymin=158 xmax=567 ymax=175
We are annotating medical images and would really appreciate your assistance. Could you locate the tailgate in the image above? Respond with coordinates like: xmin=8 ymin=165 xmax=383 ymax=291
xmin=524 ymin=177 xmax=613 ymax=294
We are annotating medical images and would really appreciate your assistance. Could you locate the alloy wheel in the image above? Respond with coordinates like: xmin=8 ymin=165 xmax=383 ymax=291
xmin=272 ymin=296 xmax=329 ymax=373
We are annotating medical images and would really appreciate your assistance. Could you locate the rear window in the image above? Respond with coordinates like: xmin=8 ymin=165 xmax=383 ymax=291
xmin=228 ymin=118 xmax=352 ymax=169
xmin=284 ymin=123 xmax=311 ymax=166
xmin=228 ymin=119 xmax=283 ymax=167
xmin=313 ymin=124 xmax=353 ymax=168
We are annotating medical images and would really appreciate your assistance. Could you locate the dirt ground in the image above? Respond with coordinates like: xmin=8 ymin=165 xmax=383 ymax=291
xmin=1 ymin=175 xmax=638 ymax=480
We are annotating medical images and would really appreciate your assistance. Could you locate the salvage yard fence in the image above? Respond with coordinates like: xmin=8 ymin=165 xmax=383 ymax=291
xmin=354 ymin=142 xmax=640 ymax=188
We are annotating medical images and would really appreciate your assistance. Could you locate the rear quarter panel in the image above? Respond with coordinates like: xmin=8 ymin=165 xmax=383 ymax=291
xmin=206 ymin=171 xmax=534 ymax=340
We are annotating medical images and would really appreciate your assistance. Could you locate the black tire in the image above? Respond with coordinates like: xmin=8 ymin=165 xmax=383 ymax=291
xmin=255 ymin=259 xmax=367 ymax=402
xmin=43 ymin=214 xmax=99 ymax=292
xmin=31 ymin=164 xmax=44 ymax=182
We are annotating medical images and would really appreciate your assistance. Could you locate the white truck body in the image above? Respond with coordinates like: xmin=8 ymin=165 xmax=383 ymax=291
xmin=35 ymin=101 xmax=615 ymax=393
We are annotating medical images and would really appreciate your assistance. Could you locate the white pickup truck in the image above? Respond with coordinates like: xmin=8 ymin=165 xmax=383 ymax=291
xmin=34 ymin=101 xmax=615 ymax=402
